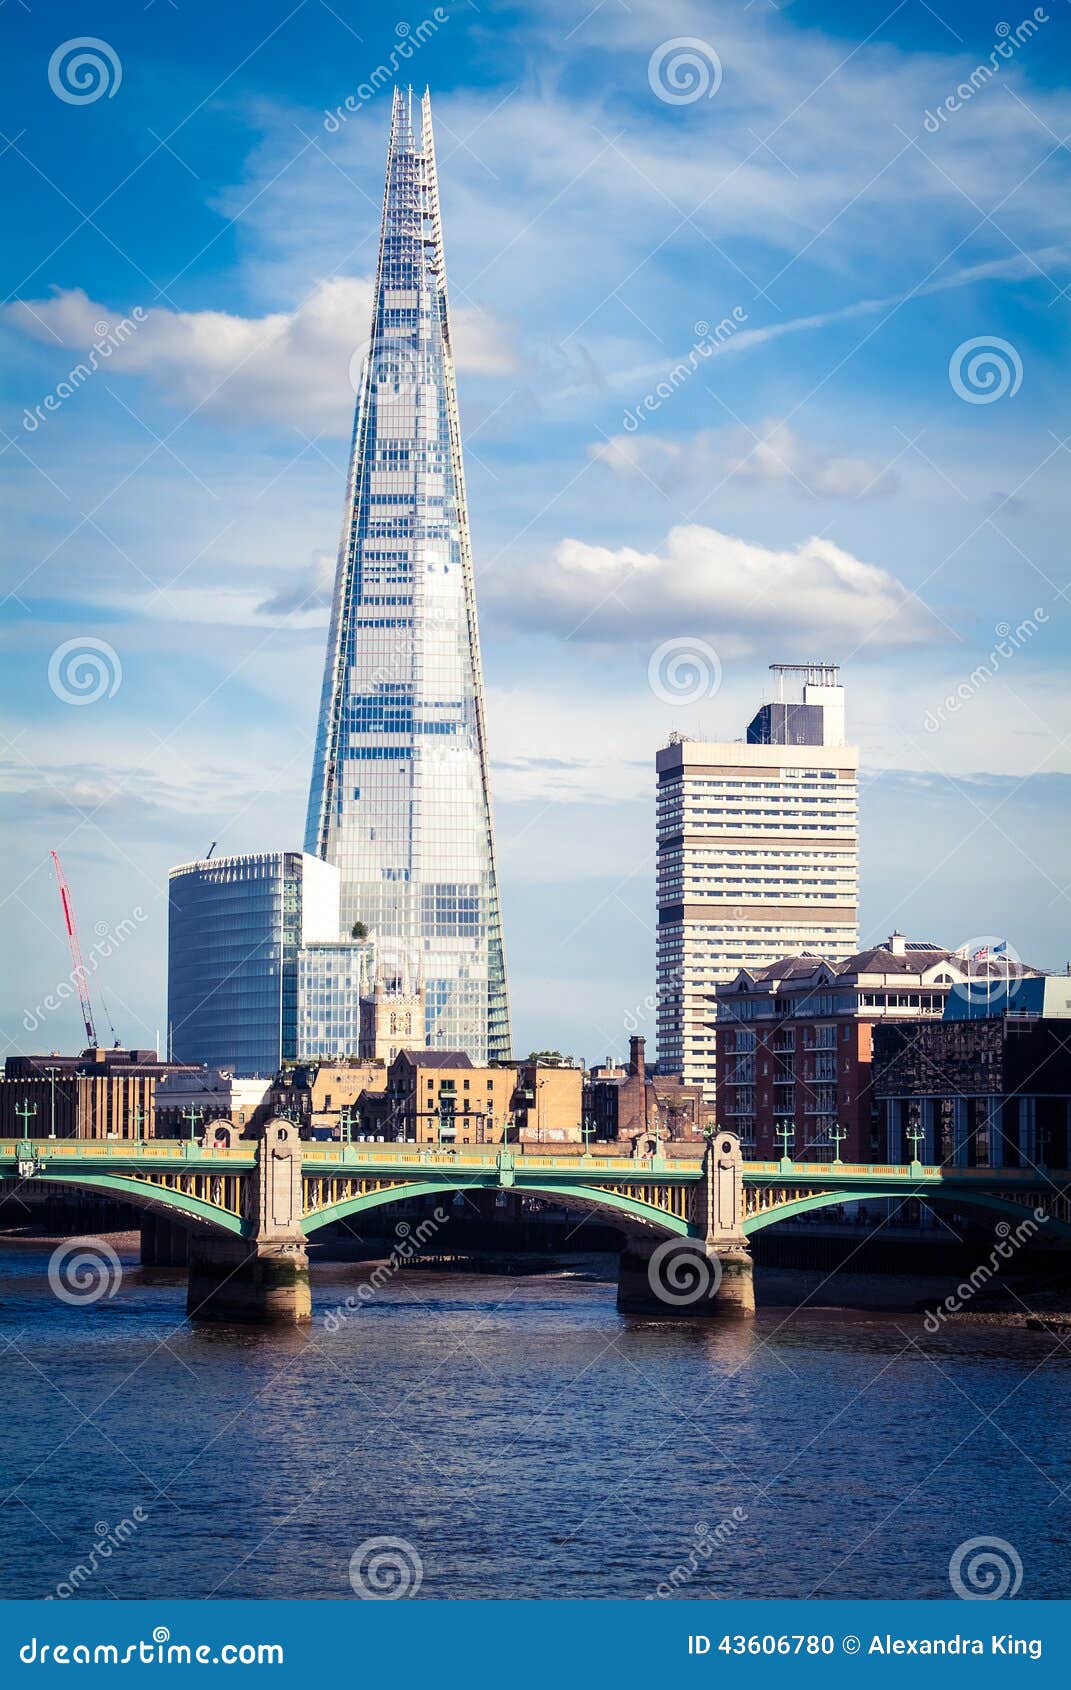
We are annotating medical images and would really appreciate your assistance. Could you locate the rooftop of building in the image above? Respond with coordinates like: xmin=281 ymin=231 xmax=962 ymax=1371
xmin=5 ymin=1049 xmax=198 ymax=1077
xmin=720 ymin=934 xmax=1046 ymax=992
xmin=393 ymin=1049 xmax=475 ymax=1069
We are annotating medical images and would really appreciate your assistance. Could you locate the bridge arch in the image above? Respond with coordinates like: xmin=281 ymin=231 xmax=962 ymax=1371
xmin=301 ymin=1177 xmax=695 ymax=1240
xmin=12 ymin=1171 xmax=246 ymax=1238
xmin=743 ymin=1185 xmax=1071 ymax=1238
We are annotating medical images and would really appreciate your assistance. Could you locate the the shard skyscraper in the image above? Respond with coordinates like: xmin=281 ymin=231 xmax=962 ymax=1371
xmin=305 ymin=88 xmax=511 ymax=1064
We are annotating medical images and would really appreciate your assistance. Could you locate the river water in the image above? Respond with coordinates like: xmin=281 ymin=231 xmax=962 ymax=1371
xmin=1 ymin=1238 xmax=1068 ymax=1601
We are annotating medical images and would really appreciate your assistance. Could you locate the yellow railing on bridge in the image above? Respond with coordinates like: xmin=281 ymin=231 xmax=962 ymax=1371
xmin=0 ymin=1141 xmax=254 ymax=1161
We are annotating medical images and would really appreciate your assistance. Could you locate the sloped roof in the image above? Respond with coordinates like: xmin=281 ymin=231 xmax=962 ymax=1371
xmin=839 ymin=943 xmax=955 ymax=975
xmin=394 ymin=1049 xmax=474 ymax=1069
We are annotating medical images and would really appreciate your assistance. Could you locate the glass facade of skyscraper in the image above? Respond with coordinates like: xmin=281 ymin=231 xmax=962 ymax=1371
xmin=168 ymin=852 xmax=341 ymax=1076
xmin=296 ymin=941 xmax=372 ymax=1061
xmin=305 ymin=89 xmax=510 ymax=1064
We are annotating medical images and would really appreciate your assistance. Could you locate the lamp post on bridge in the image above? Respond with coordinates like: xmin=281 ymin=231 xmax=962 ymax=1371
xmin=339 ymin=1104 xmax=355 ymax=1145
xmin=15 ymin=1102 xmax=42 ymax=1178
xmin=581 ymin=1111 xmax=594 ymax=1160
xmin=775 ymin=1120 xmax=795 ymax=1171
xmin=906 ymin=1124 xmax=926 ymax=1171
xmin=182 ymin=1104 xmax=202 ymax=1146
xmin=15 ymin=1099 xmax=37 ymax=1138
xmin=825 ymin=1122 xmax=847 ymax=1165
xmin=44 ymin=1065 xmax=60 ymax=1139
xmin=131 ymin=1106 xmax=148 ymax=1146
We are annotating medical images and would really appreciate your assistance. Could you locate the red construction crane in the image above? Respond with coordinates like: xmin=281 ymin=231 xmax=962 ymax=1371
xmin=49 ymin=850 xmax=98 ymax=1048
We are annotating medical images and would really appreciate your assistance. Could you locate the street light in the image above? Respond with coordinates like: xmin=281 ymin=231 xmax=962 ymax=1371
xmin=44 ymin=1065 xmax=60 ymax=1139
xmin=15 ymin=1098 xmax=37 ymax=1139
xmin=825 ymin=1122 xmax=847 ymax=1164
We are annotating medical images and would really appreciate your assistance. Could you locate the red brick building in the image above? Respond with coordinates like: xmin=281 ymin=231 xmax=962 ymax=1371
xmin=583 ymin=1037 xmax=712 ymax=1151
xmin=714 ymin=935 xmax=974 ymax=1160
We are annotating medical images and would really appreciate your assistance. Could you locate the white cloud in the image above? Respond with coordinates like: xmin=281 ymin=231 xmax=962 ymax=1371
xmin=591 ymin=418 xmax=898 ymax=499
xmin=5 ymin=280 xmax=516 ymax=433
xmin=484 ymin=522 xmax=937 ymax=648
xmin=257 ymin=552 xmax=335 ymax=617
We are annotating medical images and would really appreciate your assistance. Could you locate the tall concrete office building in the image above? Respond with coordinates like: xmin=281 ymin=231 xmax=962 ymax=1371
xmin=305 ymin=88 xmax=510 ymax=1064
xmin=656 ymin=664 xmax=859 ymax=1098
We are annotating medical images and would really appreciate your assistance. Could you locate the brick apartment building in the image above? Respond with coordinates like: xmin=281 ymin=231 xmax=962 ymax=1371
xmin=714 ymin=935 xmax=984 ymax=1160
xmin=360 ymin=1050 xmax=516 ymax=1146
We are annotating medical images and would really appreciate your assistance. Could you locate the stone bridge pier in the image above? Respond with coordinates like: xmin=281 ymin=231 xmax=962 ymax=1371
xmin=187 ymin=1123 xmax=310 ymax=1325
xmin=617 ymin=1134 xmax=755 ymax=1320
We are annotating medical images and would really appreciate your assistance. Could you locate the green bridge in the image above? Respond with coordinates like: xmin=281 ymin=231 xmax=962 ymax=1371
xmin=3 ymin=1125 xmax=1068 ymax=1324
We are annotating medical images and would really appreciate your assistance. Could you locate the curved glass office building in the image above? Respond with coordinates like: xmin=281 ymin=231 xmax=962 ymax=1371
xmin=168 ymin=852 xmax=342 ymax=1076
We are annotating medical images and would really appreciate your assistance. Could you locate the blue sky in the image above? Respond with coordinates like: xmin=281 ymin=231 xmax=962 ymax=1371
xmin=2 ymin=0 xmax=1070 ymax=1062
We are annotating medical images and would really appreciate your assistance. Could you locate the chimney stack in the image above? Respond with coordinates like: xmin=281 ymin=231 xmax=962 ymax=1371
xmin=628 ymin=1035 xmax=646 ymax=1081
